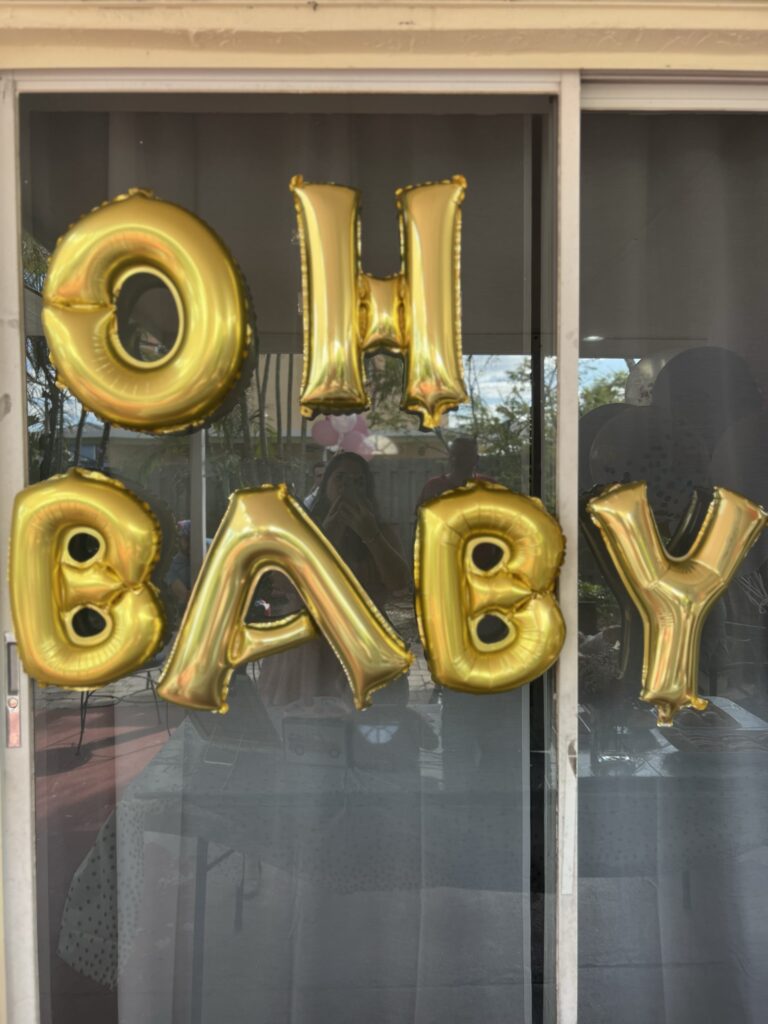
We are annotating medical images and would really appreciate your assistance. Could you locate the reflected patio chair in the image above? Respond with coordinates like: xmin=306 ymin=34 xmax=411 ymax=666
xmin=75 ymin=651 xmax=171 ymax=756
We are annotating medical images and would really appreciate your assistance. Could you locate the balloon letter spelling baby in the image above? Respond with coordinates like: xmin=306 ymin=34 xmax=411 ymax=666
xmin=10 ymin=469 xmax=165 ymax=689
xmin=415 ymin=481 xmax=566 ymax=693
xmin=158 ymin=485 xmax=412 ymax=712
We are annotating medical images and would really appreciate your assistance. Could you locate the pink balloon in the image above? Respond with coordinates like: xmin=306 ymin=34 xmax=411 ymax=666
xmin=340 ymin=430 xmax=364 ymax=451
xmin=330 ymin=414 xmax=357 ymax=435
xmin=340 ymin=430 xmax=373 ymax=459
xmin=353 ymin=414 xmax=370 ymax=436
xmin=311 ymin=417 xmax=338 ymax=446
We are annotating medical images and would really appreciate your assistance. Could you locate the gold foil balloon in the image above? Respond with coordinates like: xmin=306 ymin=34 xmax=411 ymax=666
xmin=290 ymin=174 xmax=468 ymax=430
xmin=10 ymin=469 xmax=165 ymax=689
xmin=42 ymin=188 xmax=251 ymax=433
xmin=588 ymin=482 xmax=767 ymax=726
xmin=158 ymin=485 xmax=412 ymax=713
xmin=414 ymin=481 xmax=565 ymax=693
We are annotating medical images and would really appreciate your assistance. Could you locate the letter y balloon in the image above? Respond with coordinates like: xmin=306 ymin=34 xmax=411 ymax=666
xmin=588 ymin=482 xmax=767 ymax=726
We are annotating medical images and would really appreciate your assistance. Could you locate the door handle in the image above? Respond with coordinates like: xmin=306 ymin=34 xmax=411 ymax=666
xmin=4 ymin=631 xmax=21 ymax=748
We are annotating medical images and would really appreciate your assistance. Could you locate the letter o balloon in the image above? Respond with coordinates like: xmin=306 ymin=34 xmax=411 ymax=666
xmin=42 ymin=189 xmax=252 ymax=433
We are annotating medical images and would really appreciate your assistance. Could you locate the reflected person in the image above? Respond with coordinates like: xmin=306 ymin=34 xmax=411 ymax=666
xmin=166 ymin=519 xmax=191 ymax=620
xmin=418 ymin=435 xmax=492 ymax=505
xmin=303 ymin=459 xmax=326 ymax=512
xmin=260 ymin=452 xmax=409 ymax=707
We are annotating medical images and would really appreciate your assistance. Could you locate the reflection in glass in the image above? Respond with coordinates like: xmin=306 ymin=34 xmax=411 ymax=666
xmin=580 ymin=113 xmax=768 ymax=1024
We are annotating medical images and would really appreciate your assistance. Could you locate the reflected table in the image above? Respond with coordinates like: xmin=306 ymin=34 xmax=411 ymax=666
xmin=57 ymin=693 xmax=529 ymax=999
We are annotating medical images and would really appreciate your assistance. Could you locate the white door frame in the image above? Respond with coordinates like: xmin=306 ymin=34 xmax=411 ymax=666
xmin=0 ymin=67 xmax=580 ymax=1024
xmin=0 ymin=72 xmax=39 ymax=1024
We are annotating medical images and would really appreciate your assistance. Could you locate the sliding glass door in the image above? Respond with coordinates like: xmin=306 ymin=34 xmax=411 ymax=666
xmin=17 ymin=91 xmax=559 ymax=1024
xmin=579 ymin=108 xmax=768 ymax=1024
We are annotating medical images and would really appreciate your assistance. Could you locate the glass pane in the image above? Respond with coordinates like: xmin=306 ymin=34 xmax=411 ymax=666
xmin=22 ymin=96 xmax=557 ymax=1024
xmin=580 ymin=113 xmax=768 ymax=1023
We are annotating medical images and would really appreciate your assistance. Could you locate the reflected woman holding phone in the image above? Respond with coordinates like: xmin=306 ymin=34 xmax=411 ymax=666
xmin=311 ymin=451 xmax=409 ymax=603
xmin=260 ymin=451 xmax=409 ymax=706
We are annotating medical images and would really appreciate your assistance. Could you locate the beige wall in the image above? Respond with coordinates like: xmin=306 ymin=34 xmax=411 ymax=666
xmin=1 ymin=2 xmax=768 ymax=74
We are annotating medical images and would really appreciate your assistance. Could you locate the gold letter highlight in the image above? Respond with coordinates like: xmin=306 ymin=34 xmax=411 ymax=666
xmin=157 ymin=485 xmax=412 ymax=712
xmin=290 ymin=175 xmax=468 ymax=430
xmin=588 ymin=482 xmax=767 ymax=726
xmin=43 ymin=189 xmax=251 ymax=434
xmin=415 ymin=482 xmax=565 ymax=693
xmin=10 ymin=469 xmax=165 ymax=689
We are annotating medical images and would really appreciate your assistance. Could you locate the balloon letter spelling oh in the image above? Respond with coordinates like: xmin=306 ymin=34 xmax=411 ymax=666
xmin=290 ymin=175 xmax=468 ymax=430
xmin=415 ymin=482 xmax=566 ymax=693
xmin=43 ymin=189 xmax=251 ymax=433
xmin=10 ymin=469 xmax=165 ymax=689
xmin=588 ymin=482 xmax=767 ymax=725
xmin=158 ymin=485 xmax=412 ymax=712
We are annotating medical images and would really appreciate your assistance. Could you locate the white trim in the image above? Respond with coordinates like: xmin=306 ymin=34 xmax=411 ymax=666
xmin=583 ymin=80 xmax=768 ymax=110
xmin=521 ymin=114 xmax=534 ymax=1024
xmin=555 ymin=70 xmax=580 ymax=1024
xmin=14 ymin=68 xmax=562 ymax=95
xmin=0 ymin=72 xmax=39 ymax=1024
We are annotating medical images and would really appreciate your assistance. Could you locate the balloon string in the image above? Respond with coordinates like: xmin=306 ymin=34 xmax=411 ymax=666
xmin=737 ymin=570 xmax=768 ymax=613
